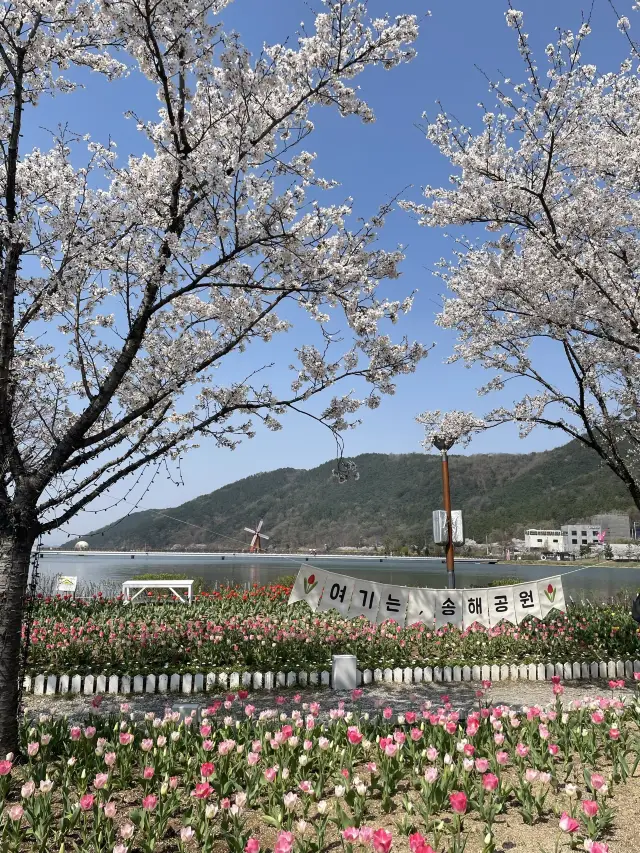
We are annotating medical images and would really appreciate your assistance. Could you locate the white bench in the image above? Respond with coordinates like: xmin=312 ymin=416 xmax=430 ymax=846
xmin=122 ymin=579 xmax=194 ymax=605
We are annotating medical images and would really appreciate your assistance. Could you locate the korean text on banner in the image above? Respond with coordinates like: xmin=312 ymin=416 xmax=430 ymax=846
xmin=377 ymin=585 xmax=410 ymax=625
xmin=406 ymin=588 xmax=436 ymax=626
xmin=462 ymin=588 xmax=490 ymax=629
xmin=317 ymin=572 xmax=355 ymax=617
xmin=435 ymin=590 xmax=463 ymax=629
xmin=537 ymin=577 xmax=566 ymax=618
xmin=288 ymin=567 xmax=327 ymax=611
xmin=513 ymin=583 xmax=542 ymax=623
xmin=488 ymin=585 xmax=517 ymax=626
xmin=347 ymin=580 xmax=384 ymax=621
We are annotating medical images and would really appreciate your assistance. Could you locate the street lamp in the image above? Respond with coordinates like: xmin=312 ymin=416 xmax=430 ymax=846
xmin=433 ymin=435 xmax=456 ymax=589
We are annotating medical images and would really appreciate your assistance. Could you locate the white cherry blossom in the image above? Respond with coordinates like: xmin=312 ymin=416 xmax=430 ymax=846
xmin=404 ymin=6 xmax=640 ymax=508
xmin=0 ymin=0 xmax=424 ymax=753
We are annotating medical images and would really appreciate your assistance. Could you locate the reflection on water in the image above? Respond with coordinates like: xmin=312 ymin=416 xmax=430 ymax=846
xmin=36 ymin=553 xmax=640 ymax=602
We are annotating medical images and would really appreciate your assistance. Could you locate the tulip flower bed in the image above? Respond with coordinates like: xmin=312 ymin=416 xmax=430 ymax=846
xmin=3 ymin=681 xmax=640 ymax=853
xmin=24 ymin=584 xmax=640 ymax=677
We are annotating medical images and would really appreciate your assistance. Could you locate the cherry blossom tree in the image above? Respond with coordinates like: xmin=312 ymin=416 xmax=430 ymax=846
xmin=0 ymin=0 xmax=425 ymax=753
xmin=405 ymin=6 xmax=640 ymax=502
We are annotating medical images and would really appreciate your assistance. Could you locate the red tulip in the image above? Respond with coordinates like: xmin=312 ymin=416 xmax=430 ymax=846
xmin=449 ymin=791 xmax=468 ymax=814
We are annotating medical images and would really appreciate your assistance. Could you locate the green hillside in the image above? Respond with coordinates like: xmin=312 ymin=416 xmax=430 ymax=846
xmin=60 ymin=440 xmax=637 ymax=552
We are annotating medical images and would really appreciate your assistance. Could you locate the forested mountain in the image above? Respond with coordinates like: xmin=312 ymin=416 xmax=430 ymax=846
xmin=60 ymin=440 xmax=637 ymax=551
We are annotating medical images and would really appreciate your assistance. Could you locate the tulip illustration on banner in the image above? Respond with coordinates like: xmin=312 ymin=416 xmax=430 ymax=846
xmin=304 ymin=574 xmax=318 ymax=595
xmin=544 ymin=583 xmax=557 ymax=603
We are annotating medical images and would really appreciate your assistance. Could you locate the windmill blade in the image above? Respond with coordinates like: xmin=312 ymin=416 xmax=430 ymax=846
xmin=256 ymin=519 xmax=264 ymax=532
xmin=250 ymin=534 xmax=258 ymax=548
xmin=259 ymin=534 xmax=270 ymax=540
xmin=244 ymin=527 xmax=256 ymax=534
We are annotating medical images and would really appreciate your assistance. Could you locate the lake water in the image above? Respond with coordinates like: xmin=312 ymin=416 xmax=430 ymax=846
xmin=36 ymin=552 xmax=640 ymax=602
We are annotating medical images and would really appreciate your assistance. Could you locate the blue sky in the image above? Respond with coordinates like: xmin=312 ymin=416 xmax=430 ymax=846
xmin=33 ymin=0 xmax=633 ymax=539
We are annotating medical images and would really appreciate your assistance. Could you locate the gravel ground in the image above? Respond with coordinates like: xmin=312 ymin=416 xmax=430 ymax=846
xmin=23 ymin=678 xmax=635 ymax=723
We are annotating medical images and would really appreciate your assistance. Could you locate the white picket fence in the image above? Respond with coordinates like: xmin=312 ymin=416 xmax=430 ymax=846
xmin=23 ymin=658 xmax=640 ymax=697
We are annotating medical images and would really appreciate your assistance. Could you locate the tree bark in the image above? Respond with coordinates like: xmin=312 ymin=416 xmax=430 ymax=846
xmin=0 ymin=524 xmax=36 ymax=756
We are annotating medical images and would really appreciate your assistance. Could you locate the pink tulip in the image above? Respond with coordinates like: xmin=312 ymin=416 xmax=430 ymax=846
xmin=8 ymin=804 xmax=23 ymax=821
xmin=475 ymin=758 xmax=489 ymax=773
xmin=589 ymin=773 xmax=605 ymax=791
xmin=113 ymin=845 xmax=128 ymax=853
xmin=382 ymin=707 xmax=393 ymax=720
xmin=104 ymin=752 xmax=116 ymax=767
xmin=27 ymin=742 xmax=39 ymax=757
xmin=582 ymin=800 xmax=599 ymax=817
xmin=515 ymin=743 xmax=529 ymax=758
xmin=275 ymin=830 xmax=294 ymax=853
xmin=142 ymin=795 xmax=157 ymax=811
xmin=191 ymin=782 xmax=213 ymax=799
xmin=409 ymin=833 xmax=425 ymax=852
xmin=548 ymin=744 xmax=560 ymax=756
xmin=525 ymin=769 xmax=538 ymax=783
xmin=94 ymin=773 xmax=109 ymax=790
xmin=608 ymin=728 xmax=620 ymax=740
xmin=70 ymin=727 xmax=81 ymax=741
xmin=559 ymin=812 xmax=580 ymax=833
xmin=342 ymin=828 xmax=360 ymax=842
xmin=384 ymin=742 xmax=398 ymax=758
xmin=359 ymin=828 xmax=374 ymax=844
xmin=80 ymin=794 xmax=94 ymax=811
xmin=482 ymin=773 xmax=499 ymax=792
xmin=119 ymin=732 xmax=133 ymax=746
xmin=585 ymin=843 xmax=609 ymax=853
xmin=449 ymin=791 xmax=468 ymax=814
xmin=104 ymin=801 xmax=117 ymax=818
xmin=496 ymin=751 xmax=509 ymax=766
xmin=426 ymin=747 xmax=438 ymax=761
xmin=264 ymin=767 xmax=277 ymax=783
xmin=410 ymin=728 xmax=423 ymax=742
xmin=245 ymin=838 xmax=260 ymax=853
xmin=591 ymin=711 xmax=604 ymax=724
xmin=143 ymin=766 xmax=154 ymax=780
xmin=424 ymin=767 xmax=438 ymax=783
xmin=347 ymin=727 xmax=363 ymax=745
xmin=84 ymin=727 xmax=96 ymax=739
xmin=140 ymin=739 xmax=153 ymax=752
xmin=372 ymin=828 xmax=393 ymax=853
xmin=0 ymin=760 xmax=12 ymax=776
xmin=201 ymin=762 xmax=215 ymax=778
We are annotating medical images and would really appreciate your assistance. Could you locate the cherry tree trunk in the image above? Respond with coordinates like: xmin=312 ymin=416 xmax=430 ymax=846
xmin=0 ymin=526 xmax=36 ymax=755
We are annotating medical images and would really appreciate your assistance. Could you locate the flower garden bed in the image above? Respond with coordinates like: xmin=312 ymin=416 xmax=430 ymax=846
xmin=24 ymin=584 xmax=640 ymax=680
xmin=3 ymin=680 xmax=640 ymax=852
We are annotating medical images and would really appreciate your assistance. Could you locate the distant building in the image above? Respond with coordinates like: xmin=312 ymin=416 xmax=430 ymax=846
xmin=561 ymin=524 xmax=601 ymax=553
xmin=524 ymin=529 xmax=563 ymax=552
xmin=590 ymin=513 xmax=631 ymax=541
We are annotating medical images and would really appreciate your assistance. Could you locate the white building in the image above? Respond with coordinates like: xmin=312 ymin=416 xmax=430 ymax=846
xmin=561 ymin=524 xmax=601 ymax=553
xmin=524 ymin=529 xmax=563 ymax=552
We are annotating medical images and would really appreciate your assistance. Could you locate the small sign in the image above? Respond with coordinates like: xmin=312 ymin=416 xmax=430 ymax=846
xmin=57 ymin=576 xmax=78 ymax=594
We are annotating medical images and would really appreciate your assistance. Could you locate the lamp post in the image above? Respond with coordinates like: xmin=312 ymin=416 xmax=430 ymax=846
xmin=433 ymin=435 xmax=456 ymax=589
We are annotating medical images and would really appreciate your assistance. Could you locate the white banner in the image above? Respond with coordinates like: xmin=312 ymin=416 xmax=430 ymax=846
xmin=348 ymin=580 xmax=384 ymax=621
xmin=406 ymin=588 xmax=436 ymax=626
xmin=377 ymin=585 xmax=410 ymax=625
xmin=288 ymin=567 xmax=328 ymax=611
xmin=462 ymin=588 xmax=490 ymax=629
xmin=537 ymin=576 xmax=566 ymax=619
xmin=488 ymin=585 xmax=517 ymax=626
xmin=513 ymin=582 xmax=542 ymax=622
xmin=317 ymin=572 xmax=355 ymax=617
xmin=435 ymin=590 xmax=463 ymax=629
xmin=288 ymin=567 xmax=567 ymax=628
